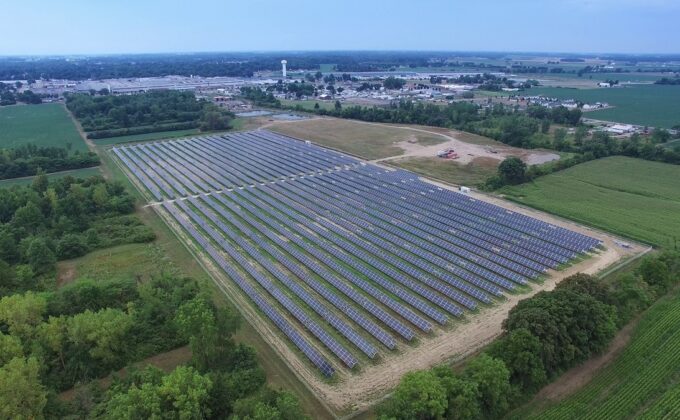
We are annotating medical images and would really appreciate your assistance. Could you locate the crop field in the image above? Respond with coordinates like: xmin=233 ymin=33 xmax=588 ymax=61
xmin=110 ymin=129 xmax=606 ymax=411
xmin=528 ymin=85 xmax=680 ymax=128
xmin=501 ymin=157 xmax=680 ymax=248
xmin=0 ymin=103 xmax=87 ymax=151
xmin=267 ymin=118 xmax=444 ymax=159
xmin=517 ymin=290 xmax=680 ymax=419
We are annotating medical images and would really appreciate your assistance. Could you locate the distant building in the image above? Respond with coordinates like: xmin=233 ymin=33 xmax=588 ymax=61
xmin=605 ymin=124 xmax=635 ymax=134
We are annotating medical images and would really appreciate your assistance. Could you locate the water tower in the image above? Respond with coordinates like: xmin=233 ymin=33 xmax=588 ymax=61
xmin=281 ymin=60 xmax=287 ymax=78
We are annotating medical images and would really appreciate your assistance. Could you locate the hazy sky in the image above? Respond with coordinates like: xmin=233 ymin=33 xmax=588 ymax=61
xmin=1 ymin=0 xmax=679 ymax=55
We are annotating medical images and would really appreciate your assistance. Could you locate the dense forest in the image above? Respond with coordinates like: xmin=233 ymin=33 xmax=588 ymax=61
xmin=379 ymin=251 xmax=680 ymax=419
xmin=0 ymin=145 xmax=99 ymax=180
xmin=0 ymin=175 xmax=306 ymax=418
xmin=65 ymin=90 xmax=233 ymax=139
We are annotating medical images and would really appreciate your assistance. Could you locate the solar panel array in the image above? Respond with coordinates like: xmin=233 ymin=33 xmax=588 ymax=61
xmin=114 ymin=130 xmax=602 ymax=377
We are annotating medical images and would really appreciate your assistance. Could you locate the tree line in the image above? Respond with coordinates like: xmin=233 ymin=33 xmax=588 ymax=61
xmin=0 ymin=145 xmax=99 ymax=180
xmin=0 ymin=82 xmax=44 ymax=106
xmin=65 ymin=91 xmax=233 ymax=139
xmin=379 ymin=251 xmax=680 ymax=419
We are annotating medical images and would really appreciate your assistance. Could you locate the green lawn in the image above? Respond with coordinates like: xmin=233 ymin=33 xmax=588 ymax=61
xmin=0 ymin=103 xmax=87 ymax=151
xmin=0 ymin=167 xmax=102 ymax=188
xmin=500 ymin=157 xmax=680 ymax=247
xmin=528 ymin=85 xmax=680 ymax=128
xmin=389 ymin=156 xmax=498 ymax=187
xmin=514 ymin=290 xmax=680 ymax=420
xmin=91 ymin=128 xmax=201 ymax=146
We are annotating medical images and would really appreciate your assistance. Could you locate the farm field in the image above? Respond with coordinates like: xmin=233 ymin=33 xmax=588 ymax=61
xmin=110 ymin=129 xmax=619 ymax=414
xmin=267 ymin=117 xmax=444 ymax=159
xmin=0 ymin=103 xmax=87 ymax=151
xmin=528 ymin=85 xmax=680 ymax=128
xmin=0 ymin=166 xmax=101 ymax=188
xmin=514 ymin=289 xmax=680 ymax=419
xmin=388 ymin=156 xmax=498 ymax=187
xmin=500 ymin=156 xmax=680 ymax=247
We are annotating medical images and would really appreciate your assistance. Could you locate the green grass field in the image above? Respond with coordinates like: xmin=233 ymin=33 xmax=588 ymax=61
xmin=514 ymin=290 xmax=680 ymax=419
xmin=91 ymin=128 xmax=201 ymax=146
xmin=281 ymin=99 xmax=336 ymax=111
xmin=528 ymin=85 xmax=680 ymax=128
xmin=268 ymin=118 xmax=445 ymax=160
xmin=500 ymin=157 xmax=680 ymax=247
xmin=0 ymin=103 xmax=88 ymax=151
xmin=0 ymin=167 xmax=102 ymax=188
xmin=389 ymin=156 xmax=498 ymax=187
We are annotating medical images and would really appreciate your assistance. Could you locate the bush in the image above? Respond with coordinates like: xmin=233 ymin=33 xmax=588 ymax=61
xmin=56 ymin=234 xmax=89 ymax=259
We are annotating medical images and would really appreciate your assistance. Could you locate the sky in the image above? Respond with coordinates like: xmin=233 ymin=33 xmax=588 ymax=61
xmin=1 ymin=0 xmax=679 ymax=55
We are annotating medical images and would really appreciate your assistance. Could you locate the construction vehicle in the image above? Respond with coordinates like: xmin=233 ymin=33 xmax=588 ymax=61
xmin=436 ymin=148 xmax=459 ymax=159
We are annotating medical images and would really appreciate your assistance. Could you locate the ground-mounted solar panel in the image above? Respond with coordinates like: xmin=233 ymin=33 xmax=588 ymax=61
xmin=161 ymin=201 xmax=335 ymax=377
xmin=113 ymin=129 xmax=604 ymax=383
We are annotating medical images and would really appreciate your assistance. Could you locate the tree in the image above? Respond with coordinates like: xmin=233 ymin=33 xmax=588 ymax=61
xmin=498 ymin=156 xmax=527 ymax=185
xmin=638 ymin=257 xmax=671 ymax=292
xmin=56 ymin=234 xmax=89 ymax=259
xmin=31 ymin=169 xmax=49 ymax=193
xmin=488 ymin=328 xmax=547 ymax=392
xmin=66 ymin=308 xmax=133 ymax=366
xmin=0 ymin=291 xmax=47 ymax=338
xmin=26 ymin=237 xmax=56 ymax=274
xmin=175 ymin=296 xmax=218 ymax=370
xmin=232 ymin=388 xmax=306 ymax=420
xmin=463 ymin=354 xmax=512 ymax=418
xmin=504 ymin=289 xmax=618 ymax=375
xmin=175 ymin=296 xmax=239 ymax=372
xmin=432 ymin=366 xmax=481 ymax=420
xmin=102 ymin=366 xmax=212 ymax=419
xmin=0 ymin=332 xmax=23 ymax=365
xmin=11 ymin=201 xmax=44 ymax=233
xmin=383 ymin=76 xmax=406 ymax=90
xmin=92 ymin=183 xmax=110 ymax=209
xmin=556 ymin=273 xmax=612 ymax=304
xmin=553 ymin=128 xmax=568 ymax=151
xmin=334 ymin=100 xmax=342 ymax=111
xmin=0 ymin=357 xmax=47 ymax=420
xmin=380 ymin=370 xmax=447 ymax=420
xmin=0 ymin=230 xmax=18 ymax=264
